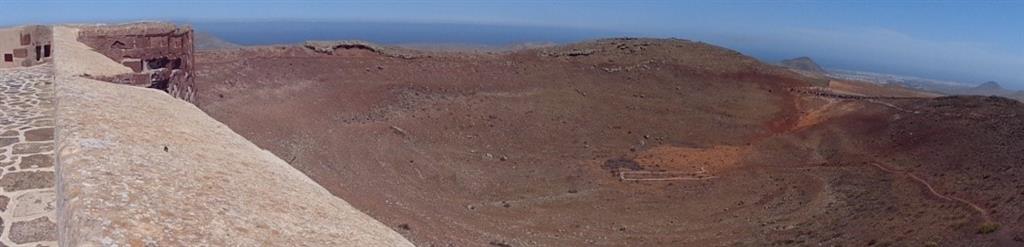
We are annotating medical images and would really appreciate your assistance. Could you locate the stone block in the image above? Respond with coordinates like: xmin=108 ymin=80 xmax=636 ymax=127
xmin=12 ymin=191 xmax=55 ymax=218
xmin=0 ymin=195 xmax=8 ymax=212
xmin=11 ymin=142 xmax=52 ymax=154
xmin=0 ymin=137 xmax=16 ymax=148
xmin=138 ymin=36 xmax=150 ymax=48
xmin=171 ymin=36 xmax=183 ymax=49
xmin=24 ymin=128 xmax=53 ymax=142
xmin=122 ymin=59 xmax=143 ymax=72
xmin=19 ymin=154 xmax=52 ymax=169
xmin=132 ymin=73 xmax=152 ymax=85
xmin=150 ymin=36 xmax=167 ymax=48
xmin=0 ymin=171 xmax=54 ymax=192
xmin=12 ymin=48 xmax=28 ymax=58
xmin=9 ymin=217 xmax=57 ymax=244
xmin=0 ymin=130 xmax=18 ymax=137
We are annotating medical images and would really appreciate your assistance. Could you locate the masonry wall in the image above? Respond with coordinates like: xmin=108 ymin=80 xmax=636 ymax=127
xmin=51 ymin=24 xmax=415 ymax=245
xmin=75 ymin=23 xmax=196 ymax=103
xmin=0 ymin=25 xmax=53 ymax=68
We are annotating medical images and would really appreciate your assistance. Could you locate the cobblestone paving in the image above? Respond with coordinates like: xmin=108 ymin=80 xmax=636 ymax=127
xmin=0 ymin=64 xmax=57 ymax=247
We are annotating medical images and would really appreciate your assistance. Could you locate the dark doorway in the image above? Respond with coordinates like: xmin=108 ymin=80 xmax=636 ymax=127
xmin=149 ymin=79 xmax=170 ymax=91
xmin=3 ymin=54 xmax=12 ymax=62
xmin=43 ymin=45 xmax=51 ymax=58
xmin=146 ymin=57 xmax=170 ymax=70
xmin=35 ymin=46 xmax=41 ymax=61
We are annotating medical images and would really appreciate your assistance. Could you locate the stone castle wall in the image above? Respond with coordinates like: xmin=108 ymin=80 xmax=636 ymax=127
xmin=0 ymin=25 xmax=53 ymax=68
xmin=50 ymin=23 xmax=414 ymax=246
xmin=75 ymin=23 xmax=196 ymax=103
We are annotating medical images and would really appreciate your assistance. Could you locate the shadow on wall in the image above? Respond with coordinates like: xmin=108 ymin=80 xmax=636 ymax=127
xmin=0 ymin=25 xmax=53 ymax=68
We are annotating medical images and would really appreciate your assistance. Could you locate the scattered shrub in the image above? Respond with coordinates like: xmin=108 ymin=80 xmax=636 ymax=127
xmin=978 ymin=222 xmax=1000 ymax=234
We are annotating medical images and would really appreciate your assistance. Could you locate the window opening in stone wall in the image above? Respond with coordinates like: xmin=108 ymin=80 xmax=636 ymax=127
xmin=43 ymin=45 xmax=51 ymax=57
xmin=3 ymin=54 xmax=12 ymax=62
xmin=149 ymin=77 xmax=170 ymax=91
xmin=146 ymin=57 xmax=172 ymax=70
xmin=168 ymin=58 xmax=182 ymax=70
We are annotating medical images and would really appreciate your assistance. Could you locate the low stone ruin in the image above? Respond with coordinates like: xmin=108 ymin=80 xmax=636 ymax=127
xmin=75 ymin=22 xmax=196 ymax=103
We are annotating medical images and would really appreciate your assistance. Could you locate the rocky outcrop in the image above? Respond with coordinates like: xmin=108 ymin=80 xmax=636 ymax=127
xmin=304 ymin=40 xmax=420 ymax=59
xmin=305 ymin=40 xmax=384 ymax=54
xmin=53 ymin=25 xmax=413 ymax=246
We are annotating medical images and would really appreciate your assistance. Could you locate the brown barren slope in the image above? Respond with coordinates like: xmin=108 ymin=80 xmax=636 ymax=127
xmin=195 ymin=38 xmax=1023 ymax=246
xmin=828 ymin=79 xmax=941 ymax=98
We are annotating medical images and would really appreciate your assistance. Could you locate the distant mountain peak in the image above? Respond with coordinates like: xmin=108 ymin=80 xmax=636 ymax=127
xmin=780 ymin=56 xmax=826 ymax=75
xmin=975 ymin=81 xmax=1003 ymax=90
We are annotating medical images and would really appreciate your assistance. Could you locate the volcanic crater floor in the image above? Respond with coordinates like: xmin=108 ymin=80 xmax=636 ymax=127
xmin=195 ymin=39 xmax=1023 ymax=246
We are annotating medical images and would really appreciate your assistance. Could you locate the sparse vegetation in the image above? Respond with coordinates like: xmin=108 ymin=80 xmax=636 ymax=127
xmin=488 ymin=241 xmax=512 ymax=247
xmin=977 ymin=222 xmax=1000 ymax=234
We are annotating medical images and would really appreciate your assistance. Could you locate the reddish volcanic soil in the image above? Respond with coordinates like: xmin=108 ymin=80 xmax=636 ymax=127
xmin=827 ymin=79 xmax=942 ymax=98
xmin=195 ymin=39 xmax=1024 ymax=246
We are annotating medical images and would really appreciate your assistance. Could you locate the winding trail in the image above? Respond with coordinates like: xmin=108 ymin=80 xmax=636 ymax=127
xmin=869 ymin=162 xmax=992 ymax=223
xmin=792 ymin=87 xmax=922 ymax=113
xmin=618 ymin=170 xmax=718 ymax=181
xmin=782 ymin=87 xmax=998 ymax=226
xmin=868 ymin=161 xmax=1018 ymax=244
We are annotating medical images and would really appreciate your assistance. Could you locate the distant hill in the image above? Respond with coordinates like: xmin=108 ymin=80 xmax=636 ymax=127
xmin=780 ymin=56 xmax=827 ymax=75
xmin=952 ymin=81 xmax=1024 ymax=101
xmin=194 ymin=31 xmax=242 ymax=50
xmin=829 ymin=69 xmax=1024 ymax=102
xmin=972 ymin=81 xmax=1003 ymax=91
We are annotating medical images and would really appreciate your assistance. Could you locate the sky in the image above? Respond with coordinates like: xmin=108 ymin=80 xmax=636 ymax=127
xmin=1 ymin=0 xmax=1022 ymax=88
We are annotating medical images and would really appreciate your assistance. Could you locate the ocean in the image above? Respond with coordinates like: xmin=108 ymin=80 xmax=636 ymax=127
xmin=186 ymin=21 xmax=628 ymax=47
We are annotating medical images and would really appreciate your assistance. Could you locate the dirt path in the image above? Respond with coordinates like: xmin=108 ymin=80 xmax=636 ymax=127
xmin=869 ymin=162 xmax=992 ymax=223
xmin=793 ymin=87 xmax=921 ymax=114
xmin=792 ymin=88 xmax=992 ymax=221
xmin=618 ymin=170 xmax=718 ymax=181
xmin=868 ymin=161 xmax=1018 ymax=244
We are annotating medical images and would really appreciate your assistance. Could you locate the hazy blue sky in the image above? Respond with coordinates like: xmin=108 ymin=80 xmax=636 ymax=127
xmin=1 ymin=0 xmax=1022 ymax=88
